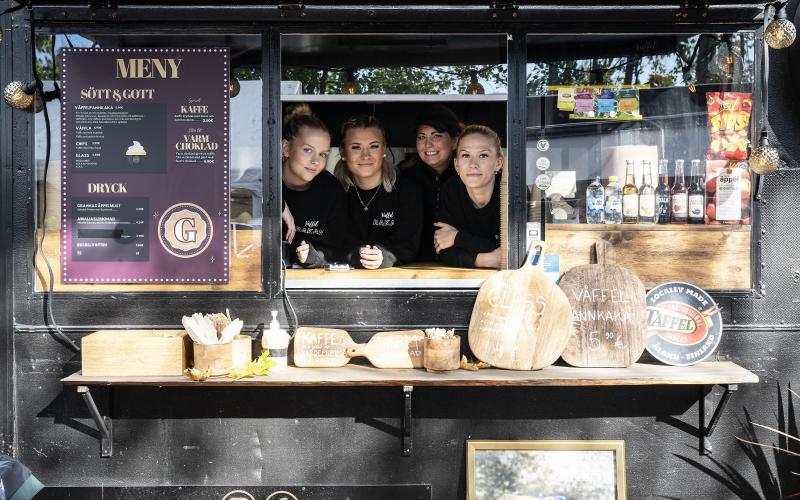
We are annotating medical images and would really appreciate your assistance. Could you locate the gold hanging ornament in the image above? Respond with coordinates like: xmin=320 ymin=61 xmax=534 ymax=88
xmin=3 ymin=81 xmax=35 ymax=110
xmin=749 ymin=131 xmax=781 ymax=174
xmin=765 ymin=2 xmax=797 ymax=49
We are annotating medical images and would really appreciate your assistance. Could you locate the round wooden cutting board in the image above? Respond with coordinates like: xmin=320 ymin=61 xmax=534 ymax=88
xmin=559 ymin=241 xmax=647 ymax=367
xmin=468 ymin=241 xmax=573 ymax=370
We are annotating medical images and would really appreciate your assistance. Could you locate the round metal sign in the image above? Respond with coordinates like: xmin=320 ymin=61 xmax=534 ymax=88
xmin=536 ymin=138 xmax=550 ymax=152
xmin=534 ymin=173 xmax=551 ymax=190
xmin=645 ymin=281 xmax=722 ymax=366
xmin=536 ymin=156 xmax=551 ymax=171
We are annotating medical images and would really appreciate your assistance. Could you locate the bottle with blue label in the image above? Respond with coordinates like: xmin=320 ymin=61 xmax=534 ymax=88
xmin=586 ymin=176 xmax=605 ymax=224
xmin=604 ymin=176 xmax=623 ymax=224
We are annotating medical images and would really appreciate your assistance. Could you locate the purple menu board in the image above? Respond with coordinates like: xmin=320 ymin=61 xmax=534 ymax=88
xmin=60 ymin=48 xmax=229 ymax=283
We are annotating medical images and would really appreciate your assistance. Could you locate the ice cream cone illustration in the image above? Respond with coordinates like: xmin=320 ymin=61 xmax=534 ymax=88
xmin=126 ymin=141 xmax=147 ymax=165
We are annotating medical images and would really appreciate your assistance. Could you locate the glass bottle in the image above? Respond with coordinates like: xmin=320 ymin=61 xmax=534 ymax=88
xmin=586 ymin=176 xmax=605 ymax=224
xmin=604 ymin=176 xmax=622 ymax=224
xmin=638 ymin=160 xmax=656 ymax=224
xmin=688 ymin=159 xmax=706 ymax=224
xmin=671 ymin=159 xmax=688 ymax=224
xmin=655 ymin=159 xmax=671 ymax=224
xmin=622 ymin=160 xmax=639 ymax=224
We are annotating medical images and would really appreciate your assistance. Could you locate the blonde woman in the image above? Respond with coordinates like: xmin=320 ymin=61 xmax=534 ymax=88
xmin=281 ymin=104 xmax=346 ymax=267
xmin=434 ymin=125 xmax=503 ymax=269
xmin=335 ymin=115 xmax=423 ymax=269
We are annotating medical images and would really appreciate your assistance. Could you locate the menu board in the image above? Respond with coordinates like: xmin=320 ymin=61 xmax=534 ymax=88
xmin=60 ymin=48 xmax=229 ymax=283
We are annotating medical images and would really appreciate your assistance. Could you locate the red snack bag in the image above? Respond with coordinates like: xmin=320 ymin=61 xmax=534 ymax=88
xmin=706 ymin=92 xmax=752 ymax=161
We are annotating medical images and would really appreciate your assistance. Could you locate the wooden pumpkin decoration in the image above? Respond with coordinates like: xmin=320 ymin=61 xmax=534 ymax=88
xmin=559 ymin=240 xmax=647 ymax=367
xmin=468 ymin=241 xmax=573 ymax=370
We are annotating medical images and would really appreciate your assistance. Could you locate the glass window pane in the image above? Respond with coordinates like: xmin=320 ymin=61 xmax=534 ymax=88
xmin=525 ymin=33 xmax=755 ymax=291
xmin=34 ymin=34 xmax=263 ymax=291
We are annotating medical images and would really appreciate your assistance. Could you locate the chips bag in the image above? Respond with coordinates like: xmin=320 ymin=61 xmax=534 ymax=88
xmin=706 ymin=92 xmax=752 ymax=161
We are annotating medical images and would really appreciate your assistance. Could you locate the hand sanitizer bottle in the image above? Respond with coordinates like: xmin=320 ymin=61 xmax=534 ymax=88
xmin=263 ymin=311 xmax=290 ymax=371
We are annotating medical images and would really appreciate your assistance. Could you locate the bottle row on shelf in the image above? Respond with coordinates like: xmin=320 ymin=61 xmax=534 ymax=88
xmin=585 ymin=158 xmax=751 ymax=225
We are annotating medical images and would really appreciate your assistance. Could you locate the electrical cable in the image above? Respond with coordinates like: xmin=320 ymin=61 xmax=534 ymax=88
xmin=28 ymin=17 xmax=80 ymax=352
xmin=0 ymin=1 xmax=28 ymax=16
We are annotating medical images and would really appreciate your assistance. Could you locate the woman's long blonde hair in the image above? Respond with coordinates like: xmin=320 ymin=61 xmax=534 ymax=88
xmin=334 ymin=114 xmax=397 ymax=193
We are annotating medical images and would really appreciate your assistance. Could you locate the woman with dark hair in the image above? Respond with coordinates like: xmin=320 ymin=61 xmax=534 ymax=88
xmin=281 ymin=103 xmax=346 ymax=267
xmin=335 ymin=115 xmax=423 ymax=269
xmin=401 ymin=104 xmax=463 ymax=262
xmin=435 ymin=124 xmax=503 ymax=269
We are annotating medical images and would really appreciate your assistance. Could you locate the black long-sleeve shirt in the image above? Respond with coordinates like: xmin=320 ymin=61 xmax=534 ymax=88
xmin=401 ymin=160 xmax=455 ymax=262
xmin=282 ymin=170 xmax=347 ymax=267
xmin=344 ymin=177 xmax=423 ymax=268
xmin=435 ymin=175 xmax=500 ymax=268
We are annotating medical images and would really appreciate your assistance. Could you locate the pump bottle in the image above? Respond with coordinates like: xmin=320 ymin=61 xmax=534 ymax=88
xmin=263 ymin=311 xmax=290 ymax=371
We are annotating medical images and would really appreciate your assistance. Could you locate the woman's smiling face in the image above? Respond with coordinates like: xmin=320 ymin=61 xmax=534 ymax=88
xmin=342 ymin=126 xmax=385 ymax=187
xmin=415 ymin=125 xmax=454 ymax=172
xmin=454 ymin=133 xmax=502 ymax=190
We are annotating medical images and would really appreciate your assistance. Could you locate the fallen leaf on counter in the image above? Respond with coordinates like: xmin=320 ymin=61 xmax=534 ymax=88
xmin=227 ymin=351 xmax=277 ymax=380
xmin=184 ymin=367 xmax=210 ymax=381
xmin=460 ymin=355 xmax=491 ymax=371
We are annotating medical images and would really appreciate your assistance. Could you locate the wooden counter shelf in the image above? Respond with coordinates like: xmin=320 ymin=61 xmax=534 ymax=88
xmin=63 ymin=361 xmax=758 ymax=458
xmin=62 ymin=360 xmax=757 ymax=387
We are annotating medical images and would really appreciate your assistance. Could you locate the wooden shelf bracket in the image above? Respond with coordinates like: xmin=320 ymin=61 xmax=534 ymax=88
xmin=402 ymin=385 xmax=413 ymax=457
xmin=699 ymin=384 xmax=737 ymax=456
xmin=77 ymin=386 xmax=113 ymax=458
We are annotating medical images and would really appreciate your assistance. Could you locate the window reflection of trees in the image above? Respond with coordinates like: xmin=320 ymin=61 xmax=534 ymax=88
xmin=526 ymin=33 xmax=755 ymax=97
xmin=476 ymin=450 xmax=616 ymax=500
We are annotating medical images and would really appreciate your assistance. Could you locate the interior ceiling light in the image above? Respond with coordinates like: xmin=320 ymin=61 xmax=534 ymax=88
xmin=467 ymin=71 xmax=485 ymax=95
xmin=765 ymin=1 xmax=797 ymax=49
xmin=341 ymin=69 xmax=361 ymax=95
xmin=229 ymin=75 xmax=240 ymax=98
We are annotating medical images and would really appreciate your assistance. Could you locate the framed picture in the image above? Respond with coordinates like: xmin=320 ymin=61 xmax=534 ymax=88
xmin=466 ymin=440 xmax=626 ymax=500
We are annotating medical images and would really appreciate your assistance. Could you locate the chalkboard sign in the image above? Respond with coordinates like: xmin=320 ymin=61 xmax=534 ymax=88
xmin=559 ymin=241 xmax=647 ymax=368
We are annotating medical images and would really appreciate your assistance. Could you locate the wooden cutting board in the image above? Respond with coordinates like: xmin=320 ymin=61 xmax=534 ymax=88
xmin=559 ymin=240 xmax=647 ymax=367
xmin=468 ymin=241 xmax=573 ymax=370
xmin=293 ymin=327 xmax=424 ymax=368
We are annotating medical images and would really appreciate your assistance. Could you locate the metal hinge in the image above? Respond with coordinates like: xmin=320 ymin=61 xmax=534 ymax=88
xmin=676 ymin=0 xmax=708 ymax=19
xmin=278 ymin=2 xmax=306 ymax=17
xmin=490 ymin=0 xmax=519 ymax=18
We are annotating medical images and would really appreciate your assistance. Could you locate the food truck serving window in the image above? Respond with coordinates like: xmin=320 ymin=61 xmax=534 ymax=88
xmin=525 ymin=32 xmax=756 ymax=292
xmin=279 ymin=33 xmax=509 ymax=289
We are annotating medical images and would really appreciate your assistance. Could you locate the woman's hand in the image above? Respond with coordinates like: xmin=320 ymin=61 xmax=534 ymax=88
xmin=296 ymin=240 xmax=309 ymax=264
xmin=282 ymin=203 xmax=296 ymax=242
xmin=359 ymin=245 xmax=384 ymax=269
xmin=433 ymin=222 xmax=458 ymax=254
xmin=475 ymin=247 xmax=502 ymax=269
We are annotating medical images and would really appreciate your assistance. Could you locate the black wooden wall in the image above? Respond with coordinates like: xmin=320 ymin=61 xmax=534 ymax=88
xmin=3 ymin=2 xmax=800 ymax=499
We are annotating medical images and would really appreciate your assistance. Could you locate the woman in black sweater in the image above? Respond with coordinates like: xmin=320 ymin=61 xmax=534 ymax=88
xmin=281 ymin=104 xmax=347 ymax=267
xmin=334 ymin=115 xmax=423 ymax=269
xmin=434 ymin=125 xmax=503 ymax=269
xmin=400 ymin=105 xmax=463 ymax=262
